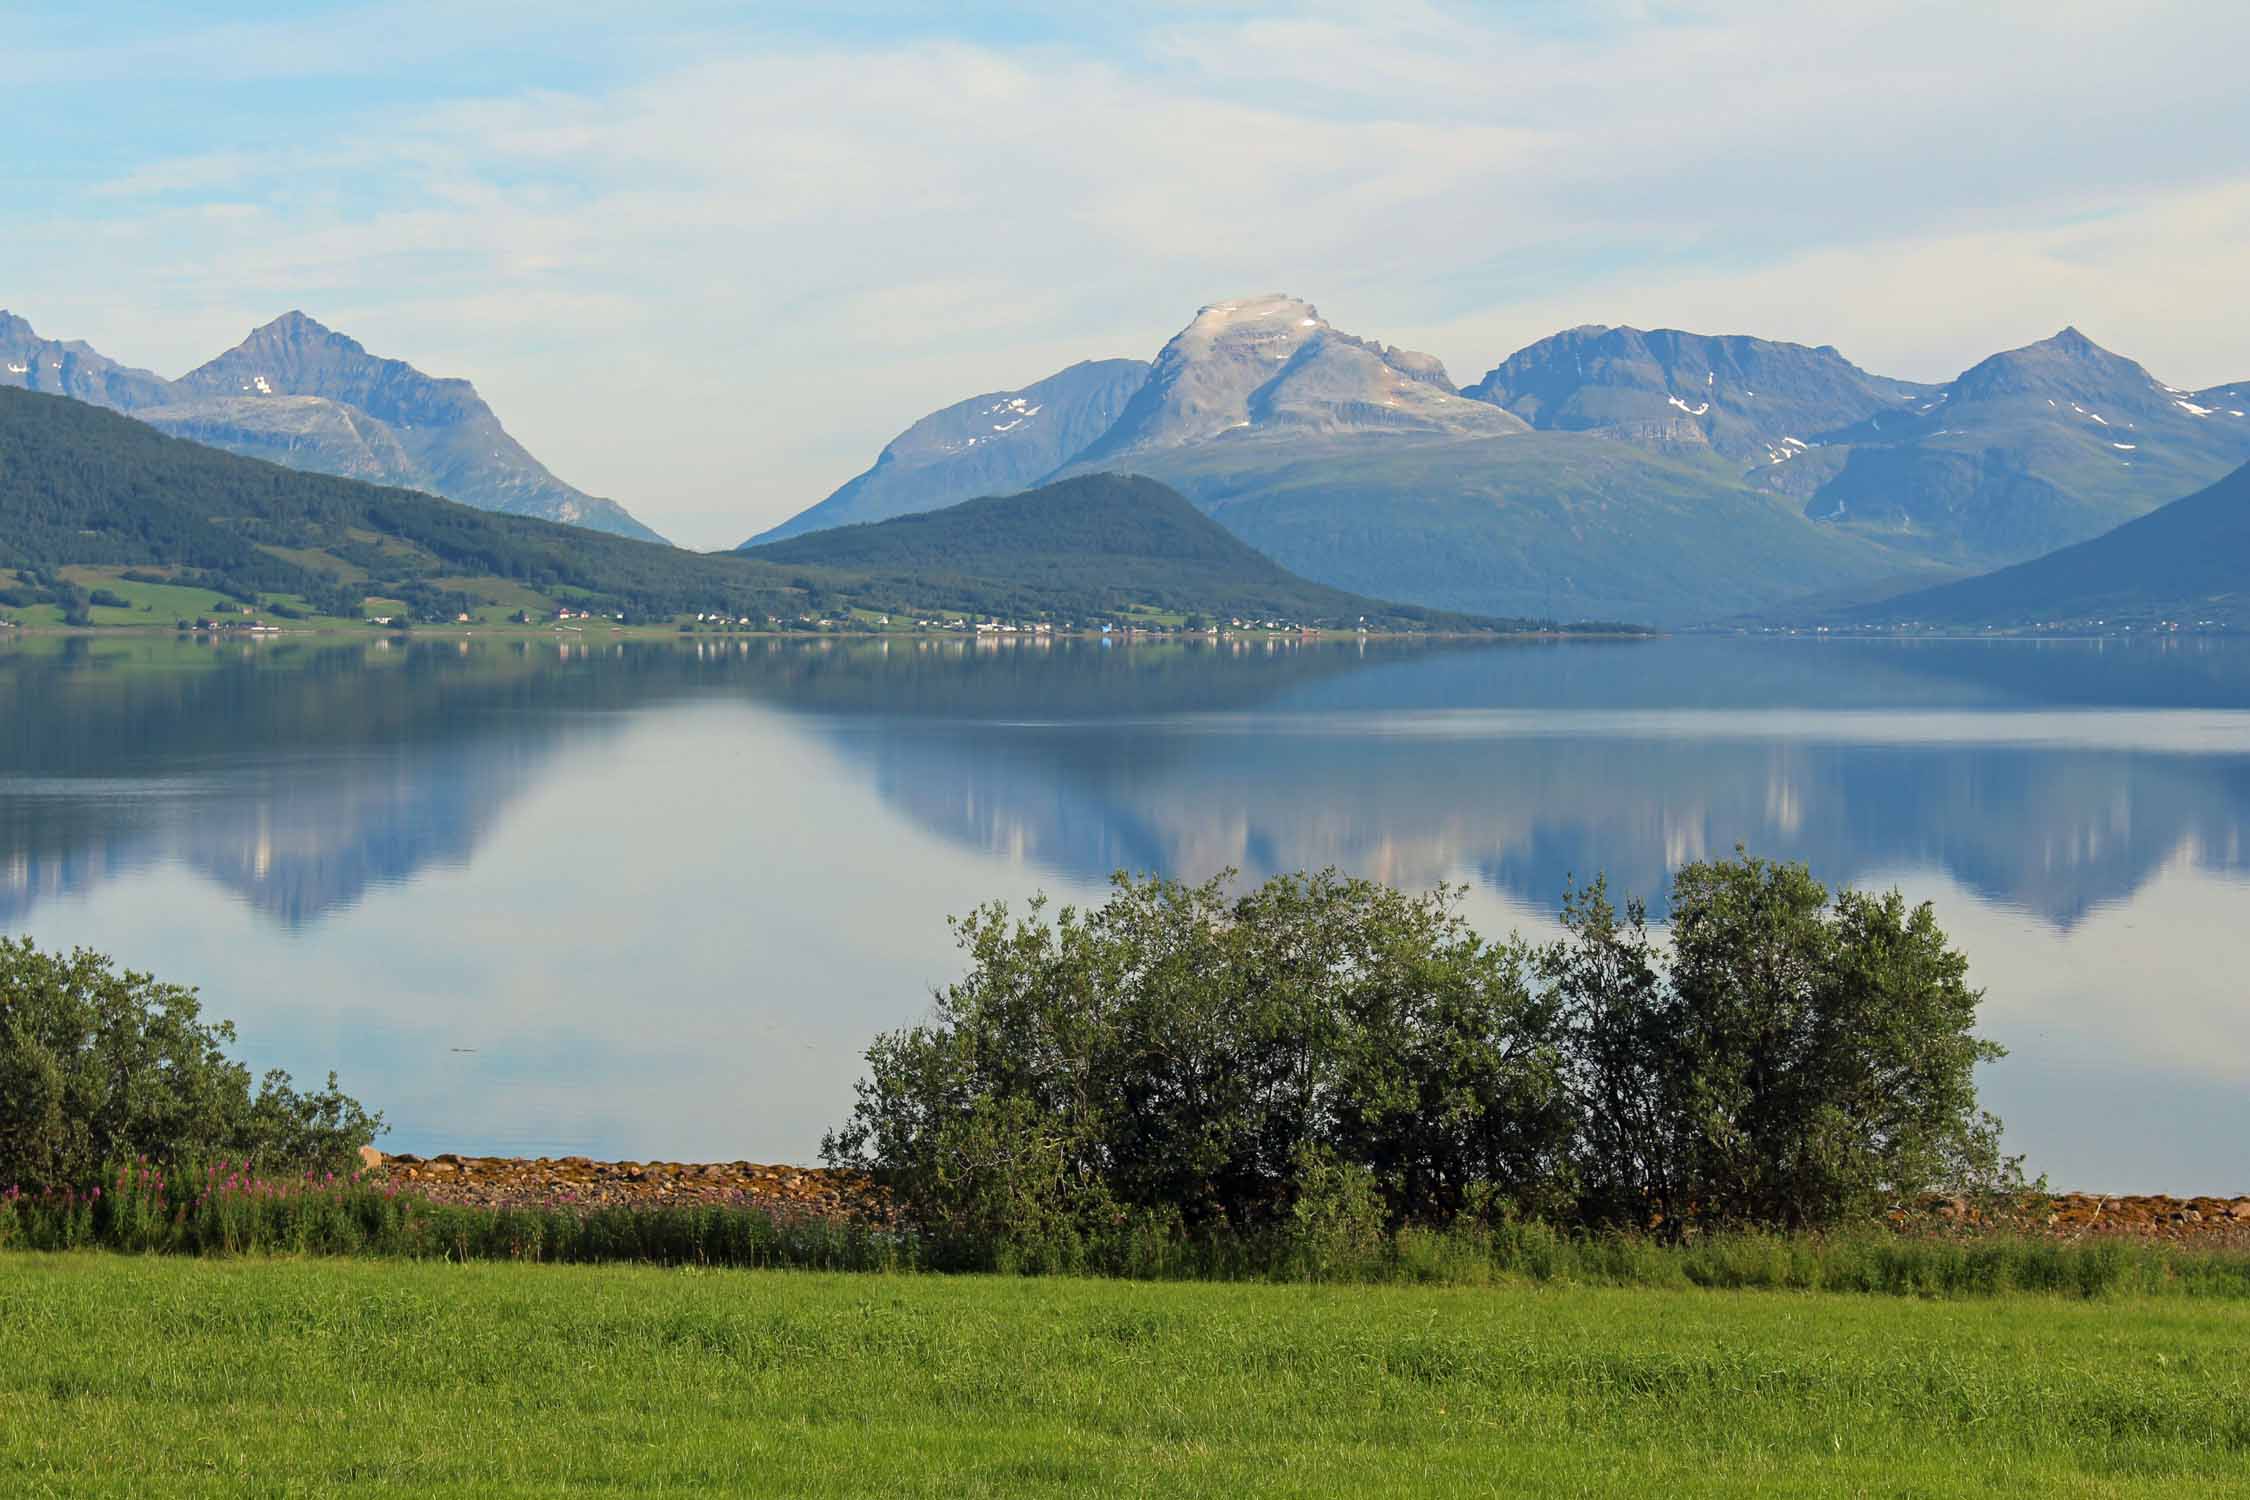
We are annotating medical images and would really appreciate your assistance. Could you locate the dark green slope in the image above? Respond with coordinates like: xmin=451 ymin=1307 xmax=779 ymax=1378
xmin=1109 ymin=431 xmax=1943 ymax=625
xmin=0 ymin=388 xmax=1496 ymax=631
xmin=1841 ymin=462 xmax=2250 ymax=626
xmin=0 ymin=385 xmax=812 ymax=619
xmin=743 ymin=473 xmax=1496 ymax=628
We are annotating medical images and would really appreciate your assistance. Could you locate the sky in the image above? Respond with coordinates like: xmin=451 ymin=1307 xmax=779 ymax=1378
xmin=8 ymin=0 xmax=2248 ymax=548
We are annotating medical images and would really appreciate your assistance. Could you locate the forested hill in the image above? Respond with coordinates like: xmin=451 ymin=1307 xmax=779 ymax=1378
xmin=1842 ymin=461 xmax=2250 ymax=628
xmin=0 ymin=388 xmax=1517 ymax=631
xmin=741 ymin=474 xmax=1500 ymax=628
xmin=0 ymin=385 xmax=816 ymax=621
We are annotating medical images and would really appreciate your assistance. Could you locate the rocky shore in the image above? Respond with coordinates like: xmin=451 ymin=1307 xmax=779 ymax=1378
xmin=1914 ymin=1191 xmax=2250 ymax=1244
xmin=370 ymin=1152 xmax=879 ymax=1220
xmin=371 ymin=1151 xmax=2248 ymax=1243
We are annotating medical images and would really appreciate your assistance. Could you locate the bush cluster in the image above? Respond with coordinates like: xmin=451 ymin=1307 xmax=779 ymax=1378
xmin=0 ymin=938 xmax=383 ymax=1191
xmin=825 ymin=854 xmax=2013 ymax=1254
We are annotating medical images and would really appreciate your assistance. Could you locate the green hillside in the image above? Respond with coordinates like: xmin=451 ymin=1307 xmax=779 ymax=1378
xmin=1837 ymin=462 xmax=2250 ymax=628
xmin=0 ymin=386 xmax=834 ymax=624
xmin=0 ymin=388 xmax=1510 ymax=632
xmin=1115 ymin=431 xmax=1948 ymax=624
xmin=742 ymin=474 xmax=1503 ymax=628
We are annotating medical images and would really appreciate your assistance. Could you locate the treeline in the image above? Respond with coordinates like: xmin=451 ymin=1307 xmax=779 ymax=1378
xmin=825 ymin=854 xmax=2016 ymax=1264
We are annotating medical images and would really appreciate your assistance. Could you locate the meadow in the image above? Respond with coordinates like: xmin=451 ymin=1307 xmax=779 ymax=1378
xmin=2 ymin=1252 xmax=2246 ymax=1497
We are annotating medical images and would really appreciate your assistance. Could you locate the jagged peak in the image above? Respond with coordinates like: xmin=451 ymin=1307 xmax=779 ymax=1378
xmin=1192 ymin=293 xmax=1319 ymax=324
xmin=239 ymin=309 xmax=354 ymax=348
xmin=2035 ymin=325 xmax=2108 ymax=357
xmin=1988 ymin=325 xmax=2126 ymax=363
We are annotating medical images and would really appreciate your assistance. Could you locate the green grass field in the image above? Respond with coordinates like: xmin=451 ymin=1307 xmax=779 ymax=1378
xmin=2 ymin=1254 xmax=2245 ymax=1497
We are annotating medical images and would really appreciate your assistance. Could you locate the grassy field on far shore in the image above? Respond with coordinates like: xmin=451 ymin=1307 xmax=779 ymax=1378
xmin=2 ymin=1253 xmax=2246 ymax=1497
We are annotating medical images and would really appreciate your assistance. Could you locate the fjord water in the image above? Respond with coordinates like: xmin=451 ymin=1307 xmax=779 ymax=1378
xmin=5 ymin=634 xmax=2247 ymax=1193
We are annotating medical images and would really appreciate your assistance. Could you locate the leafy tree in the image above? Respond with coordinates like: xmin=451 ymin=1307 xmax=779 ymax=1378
xmin=824 ymin=871 xmax=1573 ymax=1248
xmin=1548 ymin=853 xmax=2006 ymax=1234
xmin=833 ymin=854 xmax=2013 ymax=1247
xmin=0 ymin=938 xmax=382 ymax=1190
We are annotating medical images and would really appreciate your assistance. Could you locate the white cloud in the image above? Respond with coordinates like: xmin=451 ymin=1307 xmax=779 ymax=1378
xmin=1402 ymin=179 xmax=2250 ymax=390
xmin=12 ymin=2 xmax=2245 ymax=547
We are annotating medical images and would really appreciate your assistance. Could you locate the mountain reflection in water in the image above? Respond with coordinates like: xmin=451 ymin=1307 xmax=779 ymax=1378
xmin=5 ymin=632 xmax=2247 ymax=1188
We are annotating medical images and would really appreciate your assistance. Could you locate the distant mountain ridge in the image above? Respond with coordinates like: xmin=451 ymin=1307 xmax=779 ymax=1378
xmin=1831 ymin=460 xmax=2250 ymax=628
xmin=749 ymin=359 xmax=1147 ymax=544
xmin=755 ymin=297 xmax=1941 ymax=623
xmin=1797 ymin=328 xmax=2250 ymax=562
xmin=1463 ymin=325 xmax=1935 ymax=466
xmin=755 ymin=299 xmax=2249 ymax=625
xmin=0 ymin=309 xmax=661 ymax=541
xmin=0 ymin=311 xmax=172 ymax=411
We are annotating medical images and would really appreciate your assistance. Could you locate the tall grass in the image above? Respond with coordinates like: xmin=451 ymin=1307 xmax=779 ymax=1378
xmin=0 ymin=1160 xmax=903 ymax=1270
xmin=6 ymin=1160 xmax=2249 ymax=1299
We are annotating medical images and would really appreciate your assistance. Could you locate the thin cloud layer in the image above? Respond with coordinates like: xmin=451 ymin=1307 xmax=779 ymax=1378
xmin=12 ymin=0 xmax=2245 ymax=546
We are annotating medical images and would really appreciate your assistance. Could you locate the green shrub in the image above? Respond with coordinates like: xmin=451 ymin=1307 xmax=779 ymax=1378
xmin=1546 ymin=855 xmax=2009 ymax=1234
xmin=0 ymin=938 xmax=382 ymax=1190
xmin=824 ymin=871 xmax=1574 ymax=1249
xmin=833 ymin=854 xmax=2015 ymax=1244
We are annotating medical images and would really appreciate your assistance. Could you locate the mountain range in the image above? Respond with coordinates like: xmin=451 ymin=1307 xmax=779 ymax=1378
xmin=1 ymin=309 xmax=660 ymax=542
xmin=754 ymin=297 xmax=2250 ymax=624
xmin=9 ymin=293 xmax=2245 ymax=629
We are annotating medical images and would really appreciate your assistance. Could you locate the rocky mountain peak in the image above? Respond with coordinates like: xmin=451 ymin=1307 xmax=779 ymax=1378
xmin=742 ymin=357 xmax=1151 ymax=546
xmin=1464 ymin=325 xmax=1930 ymax=465
xmin=245 ymin=309 xmax=348 ymax=348
xmin=178 ymin=312 xmax=482 ymax=431
xmin=1064 ymin=294 xmax=1516 ymax=466
xmin=1946 ymin=327 xmax=2158 ymax=408
xmin=0 ymin=310 xmax=173 ymax=410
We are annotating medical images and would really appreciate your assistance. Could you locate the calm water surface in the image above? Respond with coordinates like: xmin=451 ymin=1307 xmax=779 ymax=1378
xmin=5 ymin=633 xmax=2247 ymax=1191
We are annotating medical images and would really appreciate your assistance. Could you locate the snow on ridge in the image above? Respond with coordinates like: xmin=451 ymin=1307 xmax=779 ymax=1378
xmin=1667 ymin=395 xmax=1710 ymax=416
xmin=2112 ymin=442 xmax=2137 ymax=450
xmin=2175 ymin=398 xmax=2215 ymax=417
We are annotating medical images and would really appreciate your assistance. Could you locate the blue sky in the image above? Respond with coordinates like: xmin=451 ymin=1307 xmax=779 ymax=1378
xmin=8 ymin=0 xmax=2247 ymax=546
